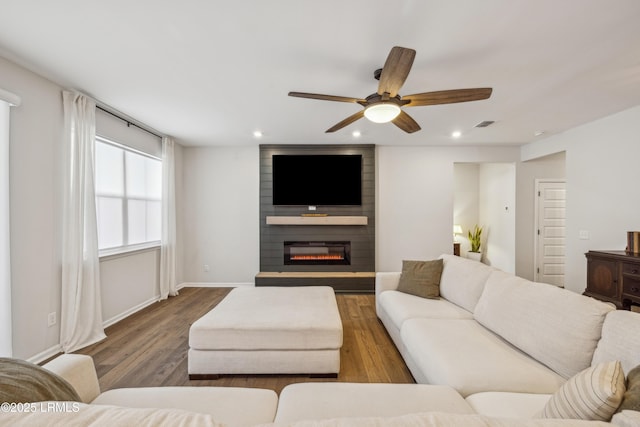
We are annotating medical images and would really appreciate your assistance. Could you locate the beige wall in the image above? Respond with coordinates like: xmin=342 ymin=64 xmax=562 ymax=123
xmin=479 ymin=163 xmax=516 ymax=273
xmin=177 ymin=144 xmax=560 ymax=282
xmin=522 ymin=106 xmax=640 ymax=293
xmin=2 ymin=55 xmax=182 ymax=361
xmin=2 ymin=55 xmax=64 ymax=360
xmin=375 ymin=146 xmax=520 ymax=272
xmin=454 ymin=162 xmax=518 ymax=273
xmin=515 ymin=152 xmax=566 ymax=280
xmin=180 ymin=146 xmax=259 ymax=285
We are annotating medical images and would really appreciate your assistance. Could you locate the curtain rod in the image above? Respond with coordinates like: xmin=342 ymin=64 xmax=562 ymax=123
xmin=96 ymin=105 xmax=163 ymax=139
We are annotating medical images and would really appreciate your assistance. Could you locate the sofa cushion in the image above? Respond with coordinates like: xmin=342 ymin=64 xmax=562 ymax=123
xmin=274 ymin=383 xmax=474 ymax=423
xmin=396 ymin=259 xmax=443 ymax=299
xmin=0 ymin=358 xmax=81 ymax=404
xmin=474 ymin=270 xmax=614 ymax=379
xmin=0 ymin=402 xmax=224 ymax=426
xmin=92 ymin=386 xmax=278 ymax=427
xmin=612 ymin=410 xmax=640 ymax=427
xmin=617 ymin=364 xmax=640 ymax=412
xmin=537 ymin=360 xmax=626 ymax=421
xmin=465 ymin=392 xmax=551 ymax=418
xmin=401 ymin=318 xmax=565 ymax=397
xmin=438 ymin=254 xmax=495 ymax=313
xmin=592 ymin=310 xmax=640 ymax=375
xmin=263 ymin=412 xmax=612 ymax=426
xmin=378 ymin=290 xmax=473 ymax=332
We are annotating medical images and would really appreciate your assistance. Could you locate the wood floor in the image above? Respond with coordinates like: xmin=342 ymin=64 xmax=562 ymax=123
xmin=76 ymin=287 xmax=414 ymax=395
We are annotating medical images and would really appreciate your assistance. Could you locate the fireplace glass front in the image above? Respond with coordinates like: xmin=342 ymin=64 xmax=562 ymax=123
xmin=284 ymin=241 xmax=351 ymax=265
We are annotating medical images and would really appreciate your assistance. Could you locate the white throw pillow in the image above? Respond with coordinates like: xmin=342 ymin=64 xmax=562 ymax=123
xmin=537 ymin=360 xmax=626 ymax=421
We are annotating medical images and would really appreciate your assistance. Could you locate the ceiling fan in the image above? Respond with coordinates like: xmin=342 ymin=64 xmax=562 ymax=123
xmin=288 ymin=46 xmax=492 ymax=134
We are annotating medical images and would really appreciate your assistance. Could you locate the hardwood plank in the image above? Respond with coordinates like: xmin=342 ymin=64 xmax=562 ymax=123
xmin=76 ymin=287 xmax=414 ymax=395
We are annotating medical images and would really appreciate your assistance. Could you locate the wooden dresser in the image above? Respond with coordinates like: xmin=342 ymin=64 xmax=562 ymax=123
xmin=585 ymin=250 xmax=640 ymax=309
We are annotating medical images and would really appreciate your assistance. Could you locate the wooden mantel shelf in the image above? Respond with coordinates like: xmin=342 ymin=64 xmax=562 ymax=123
xmin=266 ymin=216 xmax=368 ymax=226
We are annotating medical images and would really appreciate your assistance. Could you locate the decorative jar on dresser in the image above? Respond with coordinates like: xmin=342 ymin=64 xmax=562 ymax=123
xmin=585 ymin=250 xmax=640 ymax=310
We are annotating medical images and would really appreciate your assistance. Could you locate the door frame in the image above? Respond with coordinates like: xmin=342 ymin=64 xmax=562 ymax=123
xmin=533 ymin=179 xmax=566 ymax=283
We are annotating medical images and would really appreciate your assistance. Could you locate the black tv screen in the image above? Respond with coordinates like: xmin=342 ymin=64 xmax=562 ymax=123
xmin=272 ymin=154 xmax=362 ymax=206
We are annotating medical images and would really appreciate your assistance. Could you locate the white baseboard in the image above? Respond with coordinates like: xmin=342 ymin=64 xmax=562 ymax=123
xmin=28 ymin=285 xmax=250 ymax=364
xmin=28 ymin=344 xmax=62 ymax=365
xmin=102 ymin=295 xmax=160 ymax=329
xmin=26 ymin=297 xmax=159 ymax=364
xmin=178 ymin=282 xmax=254 ymax=289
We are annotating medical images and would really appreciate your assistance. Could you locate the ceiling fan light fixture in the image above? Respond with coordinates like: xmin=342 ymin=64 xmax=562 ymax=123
xmin=364 ymin=102 xmax=401 ymax=123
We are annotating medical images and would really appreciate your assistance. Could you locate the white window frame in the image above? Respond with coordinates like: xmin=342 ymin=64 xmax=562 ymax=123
xmin=95 ymin=136 xmax=162 ymax=257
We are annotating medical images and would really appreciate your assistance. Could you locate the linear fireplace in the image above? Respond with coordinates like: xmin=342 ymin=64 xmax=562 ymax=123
xmin=284 ymin=241 xmax=351 ymax=266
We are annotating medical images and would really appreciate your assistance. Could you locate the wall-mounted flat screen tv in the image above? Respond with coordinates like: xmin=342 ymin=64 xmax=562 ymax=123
xmin=272 ymin=154 xmax=362 ymax=206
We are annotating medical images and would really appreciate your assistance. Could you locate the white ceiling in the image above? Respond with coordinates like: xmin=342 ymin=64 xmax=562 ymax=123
xmin=1 ymin=0 xmax=639 ymax=147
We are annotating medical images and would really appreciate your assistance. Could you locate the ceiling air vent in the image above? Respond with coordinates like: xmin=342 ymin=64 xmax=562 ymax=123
xmin=475 ymin=120 xmax=495 ymax=128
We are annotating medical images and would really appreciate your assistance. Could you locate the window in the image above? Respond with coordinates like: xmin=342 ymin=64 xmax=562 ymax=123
xmin=95 ymin=137 xmax=161 ymax=253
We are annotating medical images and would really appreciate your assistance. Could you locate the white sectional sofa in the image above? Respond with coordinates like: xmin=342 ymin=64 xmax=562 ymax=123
xmin=3 ymin=353 xmax=637 ymax=426
xmin=376 ymin=254 xmax=640 ymax=419
xmin=2 ymin=256 xmax=639 ymax=426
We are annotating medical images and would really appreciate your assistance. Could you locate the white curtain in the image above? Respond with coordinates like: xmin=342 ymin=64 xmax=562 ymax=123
xmin=160 ymin=136 xmax=178 ymax=299
xmin=60 ymin=91 xmax=106 ymax=353
xmin=0 ymin=96 xmax=16 ymax=357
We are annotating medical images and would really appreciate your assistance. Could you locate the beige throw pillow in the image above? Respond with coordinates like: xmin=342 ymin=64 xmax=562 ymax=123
xmin=396 ymin=259 xmax=443 ymax=299
xmin=537 ymin=360 xmax=625 ymax=421
xmin=0 ymin=358 xmax=81 ymax=403
xmin=617 ymin=364 xmax=640 ymax=412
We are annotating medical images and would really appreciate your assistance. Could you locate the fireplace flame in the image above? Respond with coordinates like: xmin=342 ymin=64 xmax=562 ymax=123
xmin=290 ymin=254 xmax=344 ymax=261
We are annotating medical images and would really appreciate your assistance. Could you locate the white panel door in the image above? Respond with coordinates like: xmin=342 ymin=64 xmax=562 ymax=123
xmin=535 ymin=181 xmax=566 ymax=287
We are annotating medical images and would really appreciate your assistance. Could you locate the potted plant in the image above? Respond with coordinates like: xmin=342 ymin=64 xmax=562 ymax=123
xmin=467 ymin=225 xmax=483 ymax=261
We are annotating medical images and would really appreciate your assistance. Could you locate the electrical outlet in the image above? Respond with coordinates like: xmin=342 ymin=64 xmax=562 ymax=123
xmin=203 ymin=264 xmax=210 ymax=272
xmin=47 ymin=312 xmax=56 ymax=327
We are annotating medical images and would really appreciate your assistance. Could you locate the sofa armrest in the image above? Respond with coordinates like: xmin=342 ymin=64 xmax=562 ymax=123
xmin=375 ymin=272 xmax=401 ymax=297
xmin=375 ymin=272 xmax=402 ymax=316
xmin=42 ymin=354 xmax=101 ymax=403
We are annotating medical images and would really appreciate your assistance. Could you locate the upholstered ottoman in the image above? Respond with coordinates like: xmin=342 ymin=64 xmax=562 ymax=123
xmin=188 ymin=286 xmax=343 ymax=378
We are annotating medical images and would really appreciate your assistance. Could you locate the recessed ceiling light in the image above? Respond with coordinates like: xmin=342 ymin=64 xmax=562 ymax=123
xmin=534 ymin=130 xmax=545 ymax=137
xmin=253 ymin=130 xmax=263 ymax=138
xmin=451 ymin=131 xmax=462 ymax=138
xmin=352 ymin=130 xmax=361 ymax=138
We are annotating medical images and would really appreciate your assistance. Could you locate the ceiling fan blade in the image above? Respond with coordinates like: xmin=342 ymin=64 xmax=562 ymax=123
xmin=289 ymin=92 xmax=367 ymax=105
xmin=403 ymin=88 xmax=493 ymax=107
xmin=325 ymin=110 xmax=365 ymax=133
xmin=377 ymin=46 xmax=416 ymax=98
xmin=392 ymin=110 xmax=421 ymax=134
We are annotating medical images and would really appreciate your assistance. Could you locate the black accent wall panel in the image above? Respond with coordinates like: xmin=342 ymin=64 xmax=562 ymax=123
xmin=259 ymin=145 xmax=375 ymax=273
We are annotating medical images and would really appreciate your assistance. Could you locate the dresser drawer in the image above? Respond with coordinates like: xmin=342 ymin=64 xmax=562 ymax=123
xmin=622 ymin=262 xmax=640 ymax=275
xmin=622 ymin=275 xmax=640 ymax=298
